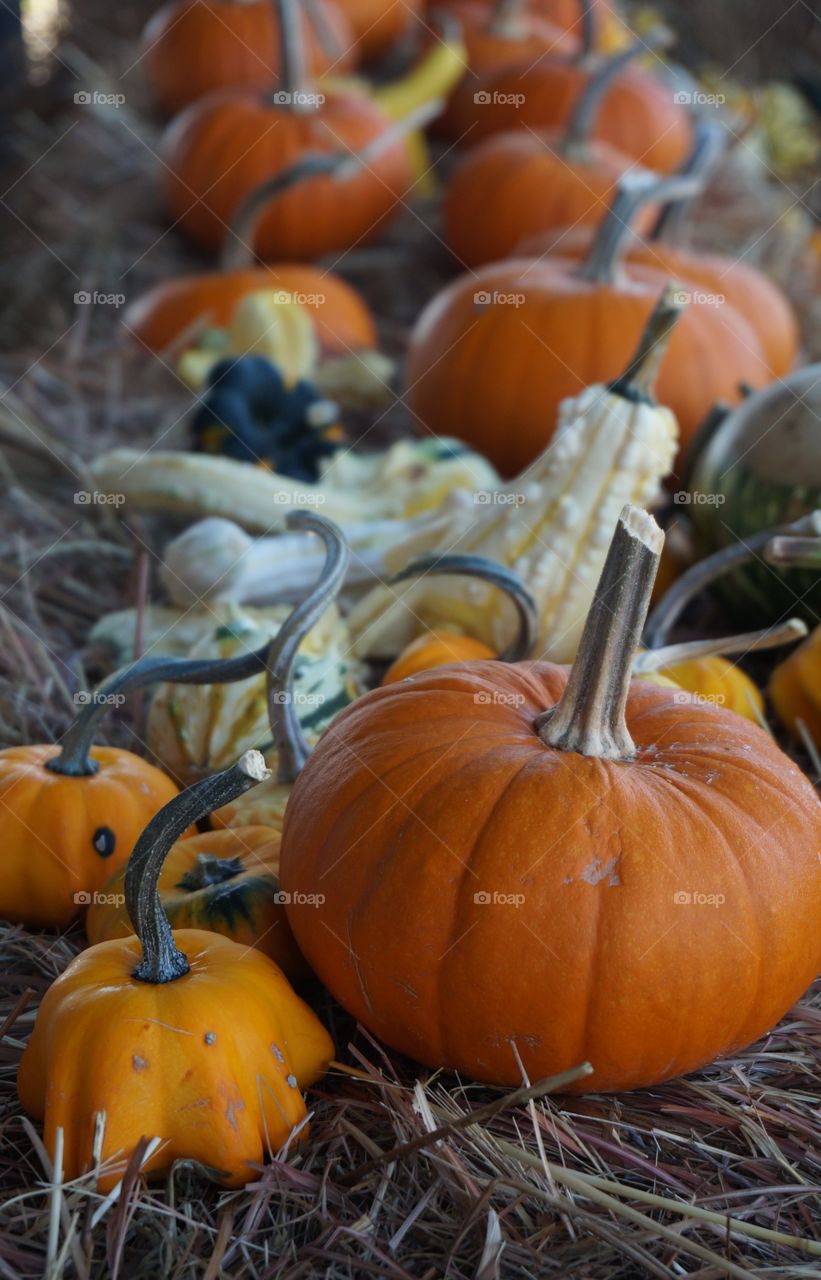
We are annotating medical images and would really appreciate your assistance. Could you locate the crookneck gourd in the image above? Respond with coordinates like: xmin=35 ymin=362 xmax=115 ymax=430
xmin=18 ymin=750 xmax=333 ymax=1191
xmin=280 ymin=506 xmax=821 ymax=1092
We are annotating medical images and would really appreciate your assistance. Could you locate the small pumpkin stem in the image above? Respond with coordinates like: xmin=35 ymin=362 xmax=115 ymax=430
xmin=634 ymin=618 xmax=807 ymax=674
xmin=536 ymin=506 xmax=663 ymax=759
xmin=765 ymin=535 xmax=821 ymax=570
xmin=487 ymin=0 xmax=526 ymax=38
xmin=301 ymin=0 xmax=345 ymax=61
xmin=47 ymin=635 xmax=281 ymax=779
xmin=644 ymin=512 xmax=821 ymax=648
xmin=650 ymin=118 xmax=727 ymax=242
xmin=564 ymin=38 xmax=648 ymax=149
xmin=176 ymin=853 xmax=245 ymax=892
xmin=274 ymin=0 xmax=311 ymax=107
xmin=126 ymin=751 xmax=270 ymax=985
xmin=390 ymin=554 xmax=537 ymax=662
xmin=607 ymin=282 xmax=685 ymax=405
xmin=576 ymin=172 xmax=704 ymax=285
xmin=576 ymin=0 xmax=595 ymax=62
xmin=268 ymin=511 xmax=350 ymax=785
xmin=223 ymin=153 xmax=343 ymax=270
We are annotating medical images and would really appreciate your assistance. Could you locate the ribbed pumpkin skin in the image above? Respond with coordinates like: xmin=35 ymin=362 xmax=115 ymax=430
xmin=142 ymin=0 xmax=357 ymax=116
xmin=162 ymin=90 xmax=413 ymax=260
xmin=281 ymin=662 xmax=821 ymax=1091
xmin=86 ymin=827 xmax=307 ymax=978
xmin=406 ymin=258 xmax=769 ymax=474
xmin=17 ymin=930 xmax=332 ymax=1191
xmin=0 ymin=746 xmax=185 ymax=930
xmin=443 ymin=131 xmax=654 ymax=266
xmin=124 ymin=266 xmax=377 ymax=356
xmin=445 ymin=59 xmax=691 ymax=173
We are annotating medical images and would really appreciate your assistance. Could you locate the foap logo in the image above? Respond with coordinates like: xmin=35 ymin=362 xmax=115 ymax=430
xmin=74 ymin=290 xmax=126 ymax=308
xmin=270 ymin=690 xmax=327 ymax=707
xmin=74 ymin=691 xmax=126 ymax=708
xmin=473 ymin=90 xmax=525 ymax=107
xmin=474 ymin=890 xmax=525 ymax=907
xmin=673 ymin=890 xmax=725 ymax=908
xmin=74 ymin=490 xmax=126 ymax=507
xmin=474 ymin=691 xmax=525 ymax=707
xmin=272 ymin=90 xmax=325 ymax=107
xmin=74 ymin=890 xmax=126 ymax=906
xmin=673 ymin=90 xmax=726 ymax=108
xmin=474 ymin=490 xmax=526 ymax=507
xmin=75 ymin=89 xmax=126 ymax=108
xmin=673 ymin=491 xmax=725 ymax=507
xmin=271 ymin=289 xmax=326 ymax=308
xmin=272 ymin=890 xmax=326 ymax=906
xmin=673 ymin=690 xmax=726 ymax=707
xmin=672 ymin=288 xmax=725 ymax=308
xmin=474 ymin=289 xmax=525 ymax=309
xmin=272 ymin=491 xmax=327 ymax=506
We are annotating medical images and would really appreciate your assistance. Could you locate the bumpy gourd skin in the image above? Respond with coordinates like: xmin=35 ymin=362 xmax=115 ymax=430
xmin=281 ymin=663 xmax=821 ymax=1092
xmin=0 ymin=746 xmax=185 ymax=930
xmin=18 ymin=930 xmax=333 ymax=1190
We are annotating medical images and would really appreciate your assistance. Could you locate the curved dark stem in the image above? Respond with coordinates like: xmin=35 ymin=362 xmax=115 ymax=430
xmin=565 ymin=38 xmax=647 ymax=147
xmin=126 ymin=751 xmax=270 ymax=984
xmin=576 ymin=0 xmax=595 ymax=62
xmin=607 ymin=282 xmax=684 ymax=405
xmin=576 ymin=171 xmax=704 ymax=285
xmin=48 ymin=637 xmax=278 ymax=779
xmin=391 ymin=554 xmax=537 ymax=662
xmin=650 ymin=118 xmax=727 ymax=242
xmin=644 ymin=512 xmax=821 ymax=648
xmin=267 ymin=511 xmax=350 ymax=785
xmin=222 ymin=153 xmax=344 ymax=271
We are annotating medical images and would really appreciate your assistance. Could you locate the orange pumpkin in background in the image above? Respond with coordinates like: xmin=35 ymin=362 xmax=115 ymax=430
xmin=162 ymin=0 xmax=412 ymax=260
xmin=409 ymin=173 xmax=769 ymax=475
xmin=443 ymin=43 xmax=660 ymax=267
xmin=281 ymin=508 xmax=821 ymax=1092
xmin=383 ymin=631 xmax=496 ymax=684
xmin=455 ymin=35 xmax=692 ymax=173
xmin=124 ymin=264 xmax=377 ymax=356
xmin=335 ymin=0 xmax=423 ymax=61
xmin=141 ymin=0 xmax=357 ymax=116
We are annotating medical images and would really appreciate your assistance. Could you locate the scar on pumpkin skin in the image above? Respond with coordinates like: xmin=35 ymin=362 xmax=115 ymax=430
xmin=132 ymin=1055 xmax=148 ymax=1071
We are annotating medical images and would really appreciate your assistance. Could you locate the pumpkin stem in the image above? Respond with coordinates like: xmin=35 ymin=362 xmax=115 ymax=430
xmin=564 ymin=37 xmax=651 ymax=149
xmin=176 ymin=853 xmax=246 ymax=892
xmin=267 ymin=511 xmax=350 ymax=784
xmin=634 ymin=618 xmax=807 ymax=674
xmin=487 ymin=0 xmax=527 ymax=38
xmin=576 ymin=172 xmax=704 ymax=285
xmin=126 ymin=751 xmax=270 ymax=985
xmin=301 ymin=0 xmax=345 ymax=62
xmin=645 ymin=511 xmax=821 ymax=648
xmin=390 ymin=554 xmax=537 ymax=662
xmin=47 ymin=631 xmax=287 ymax=779
xmin=536 ymin=506 xmax=663 ymax=759
xmin=607 ymin=282 xmax=685 ymax=405
xmin=650 ymin=118 xmax=727 ymax=243
xmin=765 ymin=535 xmax=821 ymax=570
xmin=274 ymin=0 xmax=312 ymax=108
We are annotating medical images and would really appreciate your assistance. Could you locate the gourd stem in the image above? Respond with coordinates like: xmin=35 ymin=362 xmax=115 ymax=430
xmin=765 ymin=535 xmax=821 ymax=570
xmin=607 ymin=283 xmax=684 ymax=405
xmin=576 ymin=172 xmax=704 ymax=285
xmin=274 ymin=0 xmax=310 ymax=106
xmin=576 ymin=0 xmax=594 ymax=62
xmin=651 ymin=118 xmax=727 ymax=243
xmin=644 ymin=511 xmax=821 ymax=648
xmin=48 ymin=640 xmax=277 ymax=779
xmin=301 ymin=0 xmax=344 ymax=61
xmin=536 ymin=506 xmax=663 ymax=759
xmin=223 ymin=153 xmax=343 ymax=271
xmin=564 ymin=38 xmax=647 ymax=149
xmin=487 ymin=0 xmax=526 ymax=38
xmin=391 ymin=554 xmax=537 ymax=662
xmin=126 ymin=751 xmax=270 ymax=984
xmin=633 ymin=618 xmax=807 ymax=674
xmin=268 ymin=511 xmax=350 ymax=785
xmin=177 ymin=853 xmax=245 ymax=891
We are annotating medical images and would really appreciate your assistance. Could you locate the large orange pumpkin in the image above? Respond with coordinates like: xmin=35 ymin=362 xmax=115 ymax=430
xmin=141 ymin=0 xmax=357 ymax=116
xmin=280 ymin=507 xmax=821 ymax=1091
xmin=161 ymin=0 xmax=412 ymax=260
xmin=123 ymin=264 xmax=377 ymax=356
xmin=408 ymin=174 xmax=769 ymax=474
